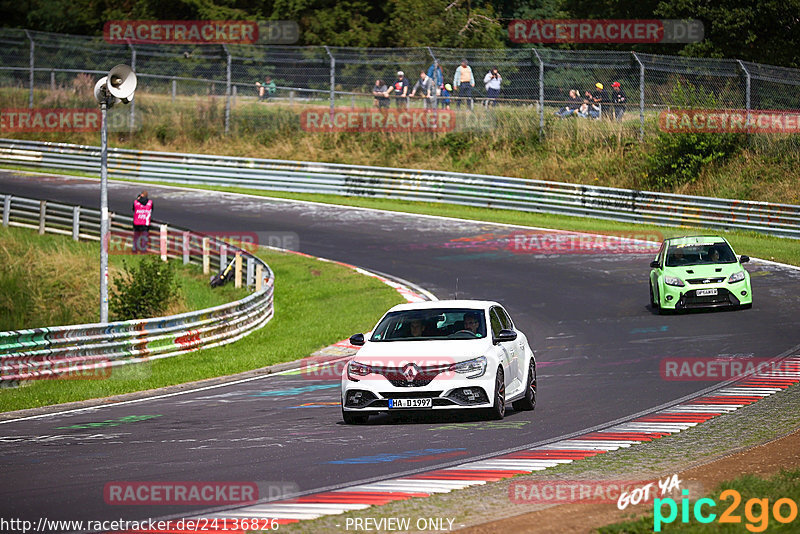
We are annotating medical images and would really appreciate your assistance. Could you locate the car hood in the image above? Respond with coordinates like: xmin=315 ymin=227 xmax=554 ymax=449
xmin=354 ymin=338 xmax=491 ymax=366
xmin=664 ymin=263 xmax=742 ymax=279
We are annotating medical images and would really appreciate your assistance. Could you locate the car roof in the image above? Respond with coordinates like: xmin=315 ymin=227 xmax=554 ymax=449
xmin=665 ymin=235 xmax=729 ymax=246
xmin=385 ymin=300 xmax=500 ymax=313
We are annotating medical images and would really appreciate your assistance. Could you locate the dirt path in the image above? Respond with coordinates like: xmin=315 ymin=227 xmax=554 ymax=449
xmin=456 ymin=426 xmax=800 ymax=534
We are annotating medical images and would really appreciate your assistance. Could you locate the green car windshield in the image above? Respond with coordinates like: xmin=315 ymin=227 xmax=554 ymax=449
xmin=665 ymin=242 xmax=737 ymax=267
xmin=370 ymin=309 xmax=487 ymax=341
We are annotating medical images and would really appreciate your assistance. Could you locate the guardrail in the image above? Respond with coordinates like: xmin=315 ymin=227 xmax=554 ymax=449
xmin=0 ymin=193 xmax=274 ymax=385
xmin=0 ymin=138 xmax=799 ymax=239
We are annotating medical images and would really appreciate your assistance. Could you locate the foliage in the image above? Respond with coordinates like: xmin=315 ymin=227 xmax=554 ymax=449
xmin=110 ymin=256 xmax=180 ymax=321
xmin=646 ymin=81 xmax=745 ymax=189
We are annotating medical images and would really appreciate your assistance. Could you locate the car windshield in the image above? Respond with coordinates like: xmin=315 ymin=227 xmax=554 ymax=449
xmin=370 ymin=308 xmax=487 ymax=341
xmin=665 ymin=242 xmax=737 ymax=267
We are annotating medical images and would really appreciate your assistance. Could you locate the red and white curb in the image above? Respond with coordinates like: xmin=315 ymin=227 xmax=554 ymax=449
xmin=198 ymin=356 xmax=800 ymax=525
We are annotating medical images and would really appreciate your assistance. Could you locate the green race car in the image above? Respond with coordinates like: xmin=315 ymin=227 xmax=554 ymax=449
xmin=649 ymin=236 xmax=753 ymax=313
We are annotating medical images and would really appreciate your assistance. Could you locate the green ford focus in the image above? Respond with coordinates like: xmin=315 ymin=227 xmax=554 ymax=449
xmin=649 ymin=236 xmax=753 ymax=313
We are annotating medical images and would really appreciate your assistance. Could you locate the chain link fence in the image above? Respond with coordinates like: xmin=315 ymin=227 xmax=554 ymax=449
xmin=2 ymin=27 xmax=800 ymax=139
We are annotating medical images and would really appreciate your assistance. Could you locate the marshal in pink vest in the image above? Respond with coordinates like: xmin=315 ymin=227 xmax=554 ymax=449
xmin=133 ymin=199 xmax=153 ymax=226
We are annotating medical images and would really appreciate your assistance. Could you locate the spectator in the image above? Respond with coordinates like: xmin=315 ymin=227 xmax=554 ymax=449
xmin=555 ymin=89 xmax=581 ymax=118
xmin=387 ymin=71 xmax=409 ymax=108
xmin=132 ymin=190 xmax=153 ymax=254
xmin=576 ymin=99 xmax=590 ymax=118
xmin=453 ymin=59 xmax=475 ymax=110
xmin=440 ymin=83 xmax=452 ymax=110
xmin=372 ymin=79 xmax=390 ymax=109
xmin=483 ymin=67 xmax=502 ymax=107
xmin=256 ymin=76 xmax=276 ymax=101
xmin=427 ymin=60 xmax=445 ymax=94
xmin=588 ymin=82 xmax=607 ymax=119
xmin=611 ymin=81 xmax=627 ymax=121
xmin=410 ymin=71 xmax=436 ymax=109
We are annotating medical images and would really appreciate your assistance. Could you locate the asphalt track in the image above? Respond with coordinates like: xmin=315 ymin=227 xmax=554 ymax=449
xmin=1 ymin=170 xmax=800 ymax=530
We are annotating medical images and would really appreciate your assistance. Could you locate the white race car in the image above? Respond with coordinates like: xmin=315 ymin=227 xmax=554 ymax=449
xmin=341 ymin=300 xmax=536 ymax=424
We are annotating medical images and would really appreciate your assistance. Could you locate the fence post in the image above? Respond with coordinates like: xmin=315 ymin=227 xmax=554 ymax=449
xmin=232 ymin=85 xmax=237 ymax=106
xmin=182 ymin=231 xmax=190 ymax=264
xmin=234 ymin=253 xmax=242 ymax=288
xmin=532 ymin=49 xmax=544 ymax=140
xmin=24 ymin=30 xmax=34 ymax=109
xmin=737 ymin=60 xmax=751 ymax=127
xmin=223 ymin=44 xmax=231 ymax=134
xmin=172 ymin=78 xmax=176 ymax=103
xmin=2 ymin=195 xmax=10 ymax=227
xmin=160 ymin=224 xmax=168 ymax=261
xmin=50 ymin=70 xmax=55 ymax=91
xmin=632 ymin=52 xmax=645 ymax=142
xmin=324 ymin=46 xmax=335 ymax=115
xmin=202 ymin=237 xmax=210 ymax=273
xmin=72 ymin=205 xmax=80 ymax=241
xmin=246 ymin=256 xmax=254 ymax=286
xmin=220 ymin=243 xmax=228 ymax=270
xmin=255 ymin=264 xmax=263 ymax=292
xmin=38 ymin=200 xmax=46 ymax=234
xmin=128 ymin=41 xmax=137 ymax=133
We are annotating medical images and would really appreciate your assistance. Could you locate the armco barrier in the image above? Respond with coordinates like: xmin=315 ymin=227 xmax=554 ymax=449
xmin=0 ymin=138 xmax=798 ymax=239
xmin=0 ymin=194 xmax=274 ymax=385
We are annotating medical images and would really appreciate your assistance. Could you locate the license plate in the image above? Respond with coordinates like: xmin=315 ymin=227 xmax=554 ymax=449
xmin=388 ymin=398 xmax=432 ymax=409
xmin=696 ymin=288 xmax=718 ymax=296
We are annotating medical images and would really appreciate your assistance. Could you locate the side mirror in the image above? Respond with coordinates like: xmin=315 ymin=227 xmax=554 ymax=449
xmin=494 ymin=329 xmax=517 ymax=344
xmin=349 ymin=333 xmax=365 ymax=346
xmin=740 ymin=255 xmax=750 ymax=264
xmin=650 ymin=260 xmax=660 ymax=269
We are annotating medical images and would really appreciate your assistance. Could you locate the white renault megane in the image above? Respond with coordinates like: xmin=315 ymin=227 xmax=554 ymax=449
xmin=341 ymin=300 xmax=536 ymax=424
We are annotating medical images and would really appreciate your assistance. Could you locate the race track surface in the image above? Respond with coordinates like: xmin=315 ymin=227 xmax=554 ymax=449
xmin=1 ymin=171 xmax=799 ymax=528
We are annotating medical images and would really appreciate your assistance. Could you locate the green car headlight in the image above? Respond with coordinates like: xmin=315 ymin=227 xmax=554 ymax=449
xmin=728 ymin=271 xmax=746 ymax=283
xmin=664 ymin=276 xmax=685 ymax=287
xmin=451 ymin=356 xmax=487 ymax=379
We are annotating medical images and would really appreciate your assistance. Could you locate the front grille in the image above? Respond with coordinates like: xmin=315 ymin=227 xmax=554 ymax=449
xmin=680 ymin=289 xmax=738 ymax=308
xmin=372 ymin=364 xmax=449 ymax=388
xmin=379 ymin=391 xmax=443 ymax=399
xmin=686 ymin=277 xmax=725 ymax=284
xmin=446 ymin=387 xmax=489 ymax=405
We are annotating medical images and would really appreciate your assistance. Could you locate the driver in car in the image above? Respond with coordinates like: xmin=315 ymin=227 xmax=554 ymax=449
xmin=409 ymin=318 xmax=425 ymax=337
xmin=464 ymin=312 xmax=481 ymax=334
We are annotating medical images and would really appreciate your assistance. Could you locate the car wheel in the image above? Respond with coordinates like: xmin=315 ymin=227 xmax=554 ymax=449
xmin=483 ymin=367 xmax=506 ymax=420
xmin=512 ymin=360 xmax=536 ymax=411
xmin=342 ymin=407 xmax=369 ymax=425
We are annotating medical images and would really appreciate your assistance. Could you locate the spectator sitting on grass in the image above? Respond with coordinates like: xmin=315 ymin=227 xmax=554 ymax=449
xmin=555 ymin=89 xmax=581 ymax=117
xmin=256 ymin=76 xmax=276 ymax=101
xmin=576 ymin=99 xmax=590 ymax=118
xmin=372 ymin=79 xmax=390 ymax=108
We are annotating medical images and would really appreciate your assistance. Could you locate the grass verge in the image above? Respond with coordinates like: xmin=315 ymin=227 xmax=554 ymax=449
xmin=0 ymin=246 xmax=404 ymax=412
xmin=0 ymin=224 xmax=247 ymax=330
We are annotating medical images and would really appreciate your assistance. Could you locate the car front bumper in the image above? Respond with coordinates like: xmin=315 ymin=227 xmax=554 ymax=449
xmin=660 ymin=281 xmax=752 ymax=310
xmin=341 ymin=374 xmax=496 ymax=412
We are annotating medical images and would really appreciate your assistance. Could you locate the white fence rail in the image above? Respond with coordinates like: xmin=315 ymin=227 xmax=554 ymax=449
xmin=0 ymin=138 xmax=799 ymax=239
xmin=0 ymin=193 xmax=274 ymax=385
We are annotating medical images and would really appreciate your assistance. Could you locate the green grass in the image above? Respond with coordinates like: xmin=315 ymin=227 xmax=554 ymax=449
xmin=599 ymin=469 xmax=800 ymax=533
xmin=0 ymin=246 xmax=404 ymax=412
xmin=0 ymin=225 xmax=247 ymax=330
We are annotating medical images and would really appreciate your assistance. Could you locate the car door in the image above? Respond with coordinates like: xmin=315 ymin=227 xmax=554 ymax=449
xmin=489 ymin=307 xmax=513 ymax=392
xmin=651 ymin=241 xmax=666 ymax=297
xmin=496 ymin=306 xmax=521 ymax=390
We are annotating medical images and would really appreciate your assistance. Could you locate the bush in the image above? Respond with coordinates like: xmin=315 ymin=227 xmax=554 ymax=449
xmin=646 ymin=81 xmax=745 ymax=189
xmin=110 ymin=256 xmax=179 ymax=321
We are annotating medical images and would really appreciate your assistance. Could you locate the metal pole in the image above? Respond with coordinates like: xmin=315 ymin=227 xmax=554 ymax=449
xmin=24 ymin=30 xmax=34 ymax=109
xmin=72 ymin=206 xmax=80 ymax=241
xmin=737 ymin=60 xmax=751 ymax=127
xmin=2 ymin=195 xmax=10 ymax=227
xmin=100 ymin=100 xmax=109 ymax=323
xmin=632 ymin=52 xmax=645 ymax=142
xmin=324 ymin=46 xmax=335 ymax=116
xmin=532 ymin=49 xmax=544 ymax=140
xmin=172 ymin=78 xmax=176 ymax=103
xmin=223 ymin=44 xmax=231 ymax=134
xmin=129 ymin=42 xmax=137 ymax=133
xmin=50 ymin=70 xmax=55 ymax=91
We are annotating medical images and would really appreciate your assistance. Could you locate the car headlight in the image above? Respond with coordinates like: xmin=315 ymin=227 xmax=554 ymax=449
xmin=664 ymin=276 xmax=685 ymax=287
xmin=728 ymin=270 xmax=746 ymax=283
xmin=451 ymin=356 xmax=487 ymax=379
xmin=347 ymin=360 xmax=371 ymax=380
